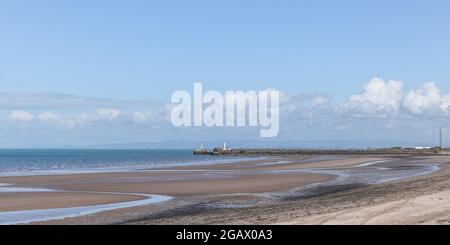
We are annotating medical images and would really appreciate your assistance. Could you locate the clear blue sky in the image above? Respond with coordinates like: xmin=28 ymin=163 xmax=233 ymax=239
xmin=1 ymin=0 xmax=450 ymax=101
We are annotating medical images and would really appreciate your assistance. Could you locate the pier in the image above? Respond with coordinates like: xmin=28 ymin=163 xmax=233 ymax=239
xmin=194 ymin=147 xmax=449 ymax=156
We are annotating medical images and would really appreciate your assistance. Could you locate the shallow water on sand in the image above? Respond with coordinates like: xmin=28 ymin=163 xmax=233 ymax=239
xmin=0 ymin=191 xmax=172 ymax=225
xmin=273 ymin=158 xmax=442 ymax=200
xmin=195 ymin=157 xmax=443 ymax=209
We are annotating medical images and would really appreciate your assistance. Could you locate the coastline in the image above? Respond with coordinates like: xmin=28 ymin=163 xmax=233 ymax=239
xmin=132 ymin=163 xmax=450 ymax=225
xmin=0 ymin=155 xmax=447 ymax=225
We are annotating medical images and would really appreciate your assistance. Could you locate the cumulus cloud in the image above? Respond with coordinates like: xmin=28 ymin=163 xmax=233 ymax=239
xmin=402 ymin=82 xmax=450 ymax=115
xmin=3 ymin=80 xmax=450 ymax=126
xmin=0 ymin=91 xmax=171 ymax=130
xmin=341 ymin=78 xmax=450 ymax=118
xmin=342 ymin=78 xmax=403 ymax=116
xmin=10 ymin=110 xmax=34 ymax=122
xmin=2 ymin=78 xmax=450 ymax=147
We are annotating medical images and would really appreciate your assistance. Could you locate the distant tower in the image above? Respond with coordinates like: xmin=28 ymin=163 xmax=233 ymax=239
xmin=439 ymin=127 xmax=443 ymax=148
xmin=222 ymin=142 xmax=231 ymax=151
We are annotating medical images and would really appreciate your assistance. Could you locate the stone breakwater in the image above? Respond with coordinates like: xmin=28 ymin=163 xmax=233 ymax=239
xmin=195 ymin=148 xmax=450 ymax=156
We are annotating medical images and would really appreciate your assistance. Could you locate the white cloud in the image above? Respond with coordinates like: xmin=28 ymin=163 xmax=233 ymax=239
xmin=402 ymin=82 xmax=450 ymax=115
xmin=313 ymin=95 xmax=329 ymax=106
xmin=95 ymin=108 xmax=123 ymax=120
xmin=58 ymin=113 xmax=92 ymax=129
xmin=38 ymin=111 xmax=60 ymax=123
xmin=10 ymin=110 xmax=34 ymax=122
xmin=56 ymin=109 xmax=123 ymax=129
xmin=442 ymin=94 xmax=450 ymax=113
xmin=3 ymin=78 xmax=450 ymax=148
xmin=342 ymin=78 xmax=403 ymax=116
xmin=132 ymin=111 xmax=151 ymax=123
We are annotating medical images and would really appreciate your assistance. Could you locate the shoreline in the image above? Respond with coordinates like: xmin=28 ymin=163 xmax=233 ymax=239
xmin=0 ymin=155 xmax=447 ymax=224
xmin=0 ymin=156 xmax=267 ymax=178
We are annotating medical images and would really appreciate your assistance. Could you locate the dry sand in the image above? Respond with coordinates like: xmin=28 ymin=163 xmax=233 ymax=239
xmin=277 ymin=164 xmax=450 ymax=225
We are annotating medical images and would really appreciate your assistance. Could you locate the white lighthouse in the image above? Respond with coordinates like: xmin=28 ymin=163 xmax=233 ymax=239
xmin=223 ymin=142 xmax=231 ymax=151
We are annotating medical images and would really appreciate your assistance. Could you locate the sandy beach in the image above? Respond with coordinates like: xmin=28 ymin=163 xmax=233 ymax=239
xmin=0 ymin=155 xmax=449 ymax=225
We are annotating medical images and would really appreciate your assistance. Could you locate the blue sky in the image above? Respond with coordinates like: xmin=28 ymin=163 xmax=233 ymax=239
xmin=1 ymin=1 xmax=450 ymax=147
xmin=2 ymin=0 xmax=450 ymax=100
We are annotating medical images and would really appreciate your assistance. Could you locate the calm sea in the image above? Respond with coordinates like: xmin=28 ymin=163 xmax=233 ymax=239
xmin=0 ymin=149 xmax=247 ymax=176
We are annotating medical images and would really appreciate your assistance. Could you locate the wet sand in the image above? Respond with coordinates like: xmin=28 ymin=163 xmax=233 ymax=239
xmin=0 ymin=192 xmax=144 ymax=212
xmin=126 ymin=157 xmax=450 ymax=225
xmin=0 ymin=155 xmax=447 ymax=224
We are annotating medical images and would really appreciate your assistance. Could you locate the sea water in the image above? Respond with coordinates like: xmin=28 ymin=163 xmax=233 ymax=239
xmin=0 ymin=149 xmax=248 ymax=176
